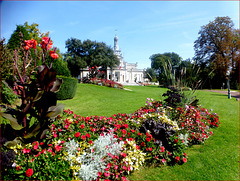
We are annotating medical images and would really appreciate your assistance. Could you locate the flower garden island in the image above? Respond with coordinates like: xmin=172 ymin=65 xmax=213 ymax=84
xmin=0 ymin=36 xmax=223 ymax=180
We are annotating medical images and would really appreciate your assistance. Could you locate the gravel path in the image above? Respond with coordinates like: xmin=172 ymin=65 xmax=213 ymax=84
xmin=201 ymin=90 xmax=239 ymax=100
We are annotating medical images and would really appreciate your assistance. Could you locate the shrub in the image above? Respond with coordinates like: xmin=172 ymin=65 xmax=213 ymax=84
xmin=56 ymin=76 xmax=78 ymax=100
xmin=1 ymin=81 xmax=17 ymax=105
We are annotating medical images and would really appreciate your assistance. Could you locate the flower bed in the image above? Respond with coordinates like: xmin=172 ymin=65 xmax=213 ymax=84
xmin=89 ymin=77 xmax=124 ymax=89
xmin=1 ymin=98 xmax=220 ymax=180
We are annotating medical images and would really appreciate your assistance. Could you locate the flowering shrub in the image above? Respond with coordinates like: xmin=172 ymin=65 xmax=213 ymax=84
xmin=1 ymin=97 xmax=220 ymax=180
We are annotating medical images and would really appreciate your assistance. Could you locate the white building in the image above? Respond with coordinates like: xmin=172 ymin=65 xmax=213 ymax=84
xmin=79 ymin=34 xmax=145 ymax=85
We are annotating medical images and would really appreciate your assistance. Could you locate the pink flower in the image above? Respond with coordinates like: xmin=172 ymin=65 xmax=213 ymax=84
xmin=53 ymin=134 xmax=57 ymax=138
xmin=123 ymin=166 xmax=127 ymax=170
xmin=23 ymin=148 xmax=31 ymax=154
xmin=58 ymin=128 xmax=62 ymax=132
xmin=107 ymin=163 xmax=112 ymax=168
xmin=162 ymin=158 xmax=166 ymax=163
xmin=160 ymin=146 xmax=165 ymax=152
xmin=122 ymin=176 xmax=127 ymax=181
xmin=104 ymin=172 xmax=110 ymax=177
xmin=98 ymin=172 xmax=102 ymax=177
xmin=183 ymin=158 xmax=187 ymax=163
xmin=121 ymin=152 xmax=127 ymax=157
xmin=115 ymin=165 xmax=118 ymax=170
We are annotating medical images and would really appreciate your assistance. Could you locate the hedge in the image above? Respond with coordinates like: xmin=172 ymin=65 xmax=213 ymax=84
xmin=56 ymin=76 xmax=78 ymax=100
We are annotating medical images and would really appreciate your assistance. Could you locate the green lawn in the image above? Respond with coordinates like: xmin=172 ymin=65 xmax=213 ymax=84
xmin=59 ymin=84 xmax=239 ymax=180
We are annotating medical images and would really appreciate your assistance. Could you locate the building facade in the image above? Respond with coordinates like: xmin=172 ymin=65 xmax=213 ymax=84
xmin=79 ymin=34 xmax=145 ymax=85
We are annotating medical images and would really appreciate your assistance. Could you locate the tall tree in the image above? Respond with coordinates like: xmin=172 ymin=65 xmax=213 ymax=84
xmin=64 ymin=38 xmax=119 ymax=77
xmin=194 ymin=16 xmax=239 ymax=78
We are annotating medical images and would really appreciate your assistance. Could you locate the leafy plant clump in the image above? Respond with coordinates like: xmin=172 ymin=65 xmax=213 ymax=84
xmin=1 ymin=34 xmax=65 ymax=147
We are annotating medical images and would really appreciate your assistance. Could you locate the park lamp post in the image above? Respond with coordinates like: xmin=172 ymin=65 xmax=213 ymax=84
xmin=226 ymin=70 xmax=231 ymax=99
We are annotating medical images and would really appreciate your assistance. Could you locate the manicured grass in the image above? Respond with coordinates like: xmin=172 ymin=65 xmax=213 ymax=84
xmin=60 ymin=84 xmax=239 ymax=180
xmin=59 ymin=84 xmax=167 ymax=117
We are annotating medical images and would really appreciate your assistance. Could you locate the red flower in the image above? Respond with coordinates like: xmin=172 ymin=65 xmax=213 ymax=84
xmin=89 ymin=140 xmax=93 ymax=144
xmin=49 ymin=51 xmax=59 ymax=59
xmin=75 ymin=132 xmax=80 ymax=138
xmin=122 ymin=129 xmax=127 ymax=135
xmin=81 ymin=135 xmax=86 ymax=140
xmin=86 ymin=133 xmax=91 ymax=138
xmin=80 ymin=124 xmax=85 ymax=129
xmin=141 ymin=142 xmax=145 ymax=147
xmin=107 ymin=163 xmax=112 ymax=168
xmin=17 ymin=166 xmax=21 ymax=171
xmin=175 ymin=156 xmax=180 ymax=162
xmin=33 ymin=141 xmax=39 ymax=150
xmin=183 ymin=157 xmax=187 ymax=163
xmin=160 ymin=146 xmax=165 ymax=152
xmin=26 ymin=168 xmax=33 ymax=177
xmin=174 ymin=139 xmax=178 ymax=143
xmin=40 ymin=37 xmax=52 ymax=50
xmin=149 ymin=147 xmax=152 ymax=151
xmin=124 ymin=124 xmax=128 ymax=128
xmin=146 ymin=137 xmax=151 ymax=142
xmin=114 ymin=165 xmax=118 ymax=170
xmin=122 ymin=176 xmax=127 ymax=181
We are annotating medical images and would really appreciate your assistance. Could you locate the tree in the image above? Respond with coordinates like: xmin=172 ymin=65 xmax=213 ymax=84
xmin=163 ymin=52 xmax=182 ymax=67
xmin=8 ymin=25 xmax=31 ymax=50
xmin=194 ymin=16 xmax=239 ymax=88
xmin=64 ymin=38 xmax=119 ymax=78
xmin=23 ymin=22 xmax=50 ymax=43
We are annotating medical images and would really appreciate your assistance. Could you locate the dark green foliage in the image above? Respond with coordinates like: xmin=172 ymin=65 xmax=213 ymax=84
xmin=162 ymin=87 xmax=184 ymax=108
xmin=1 ymin=81 xmax=17 ymax=105
xmin=139 ymin=119 xmax=176 ymax=151
xmin=8 ymin=25 xmax=31 ymax=50
xmin=56 ymin=76 xmax=78 ymax=100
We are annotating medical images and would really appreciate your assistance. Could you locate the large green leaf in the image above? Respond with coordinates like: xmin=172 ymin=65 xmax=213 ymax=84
xmin=46 ymin=103 xmax=65 ymax=118
xmin=1 ymin=112 xmax=23 ymax=130
xmin=4 ymin=137 xmax=23 ymax=148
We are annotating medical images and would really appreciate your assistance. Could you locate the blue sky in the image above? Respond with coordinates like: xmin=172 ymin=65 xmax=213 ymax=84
xmin=1 ymin=1 xmax=239 ymax=69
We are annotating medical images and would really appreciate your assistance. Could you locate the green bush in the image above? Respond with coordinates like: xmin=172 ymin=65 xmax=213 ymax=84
xmin=56 ymin=76 xmax=78 ymax=100
xmin=1 ymin=81 xmax=17 ymax=105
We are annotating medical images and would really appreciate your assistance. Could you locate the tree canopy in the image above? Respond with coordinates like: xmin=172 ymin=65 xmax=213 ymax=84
xmin=64 ymin=38 xmax=119 ymax=77
xmin=194 ymin=16 xmax=239 ymax=77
